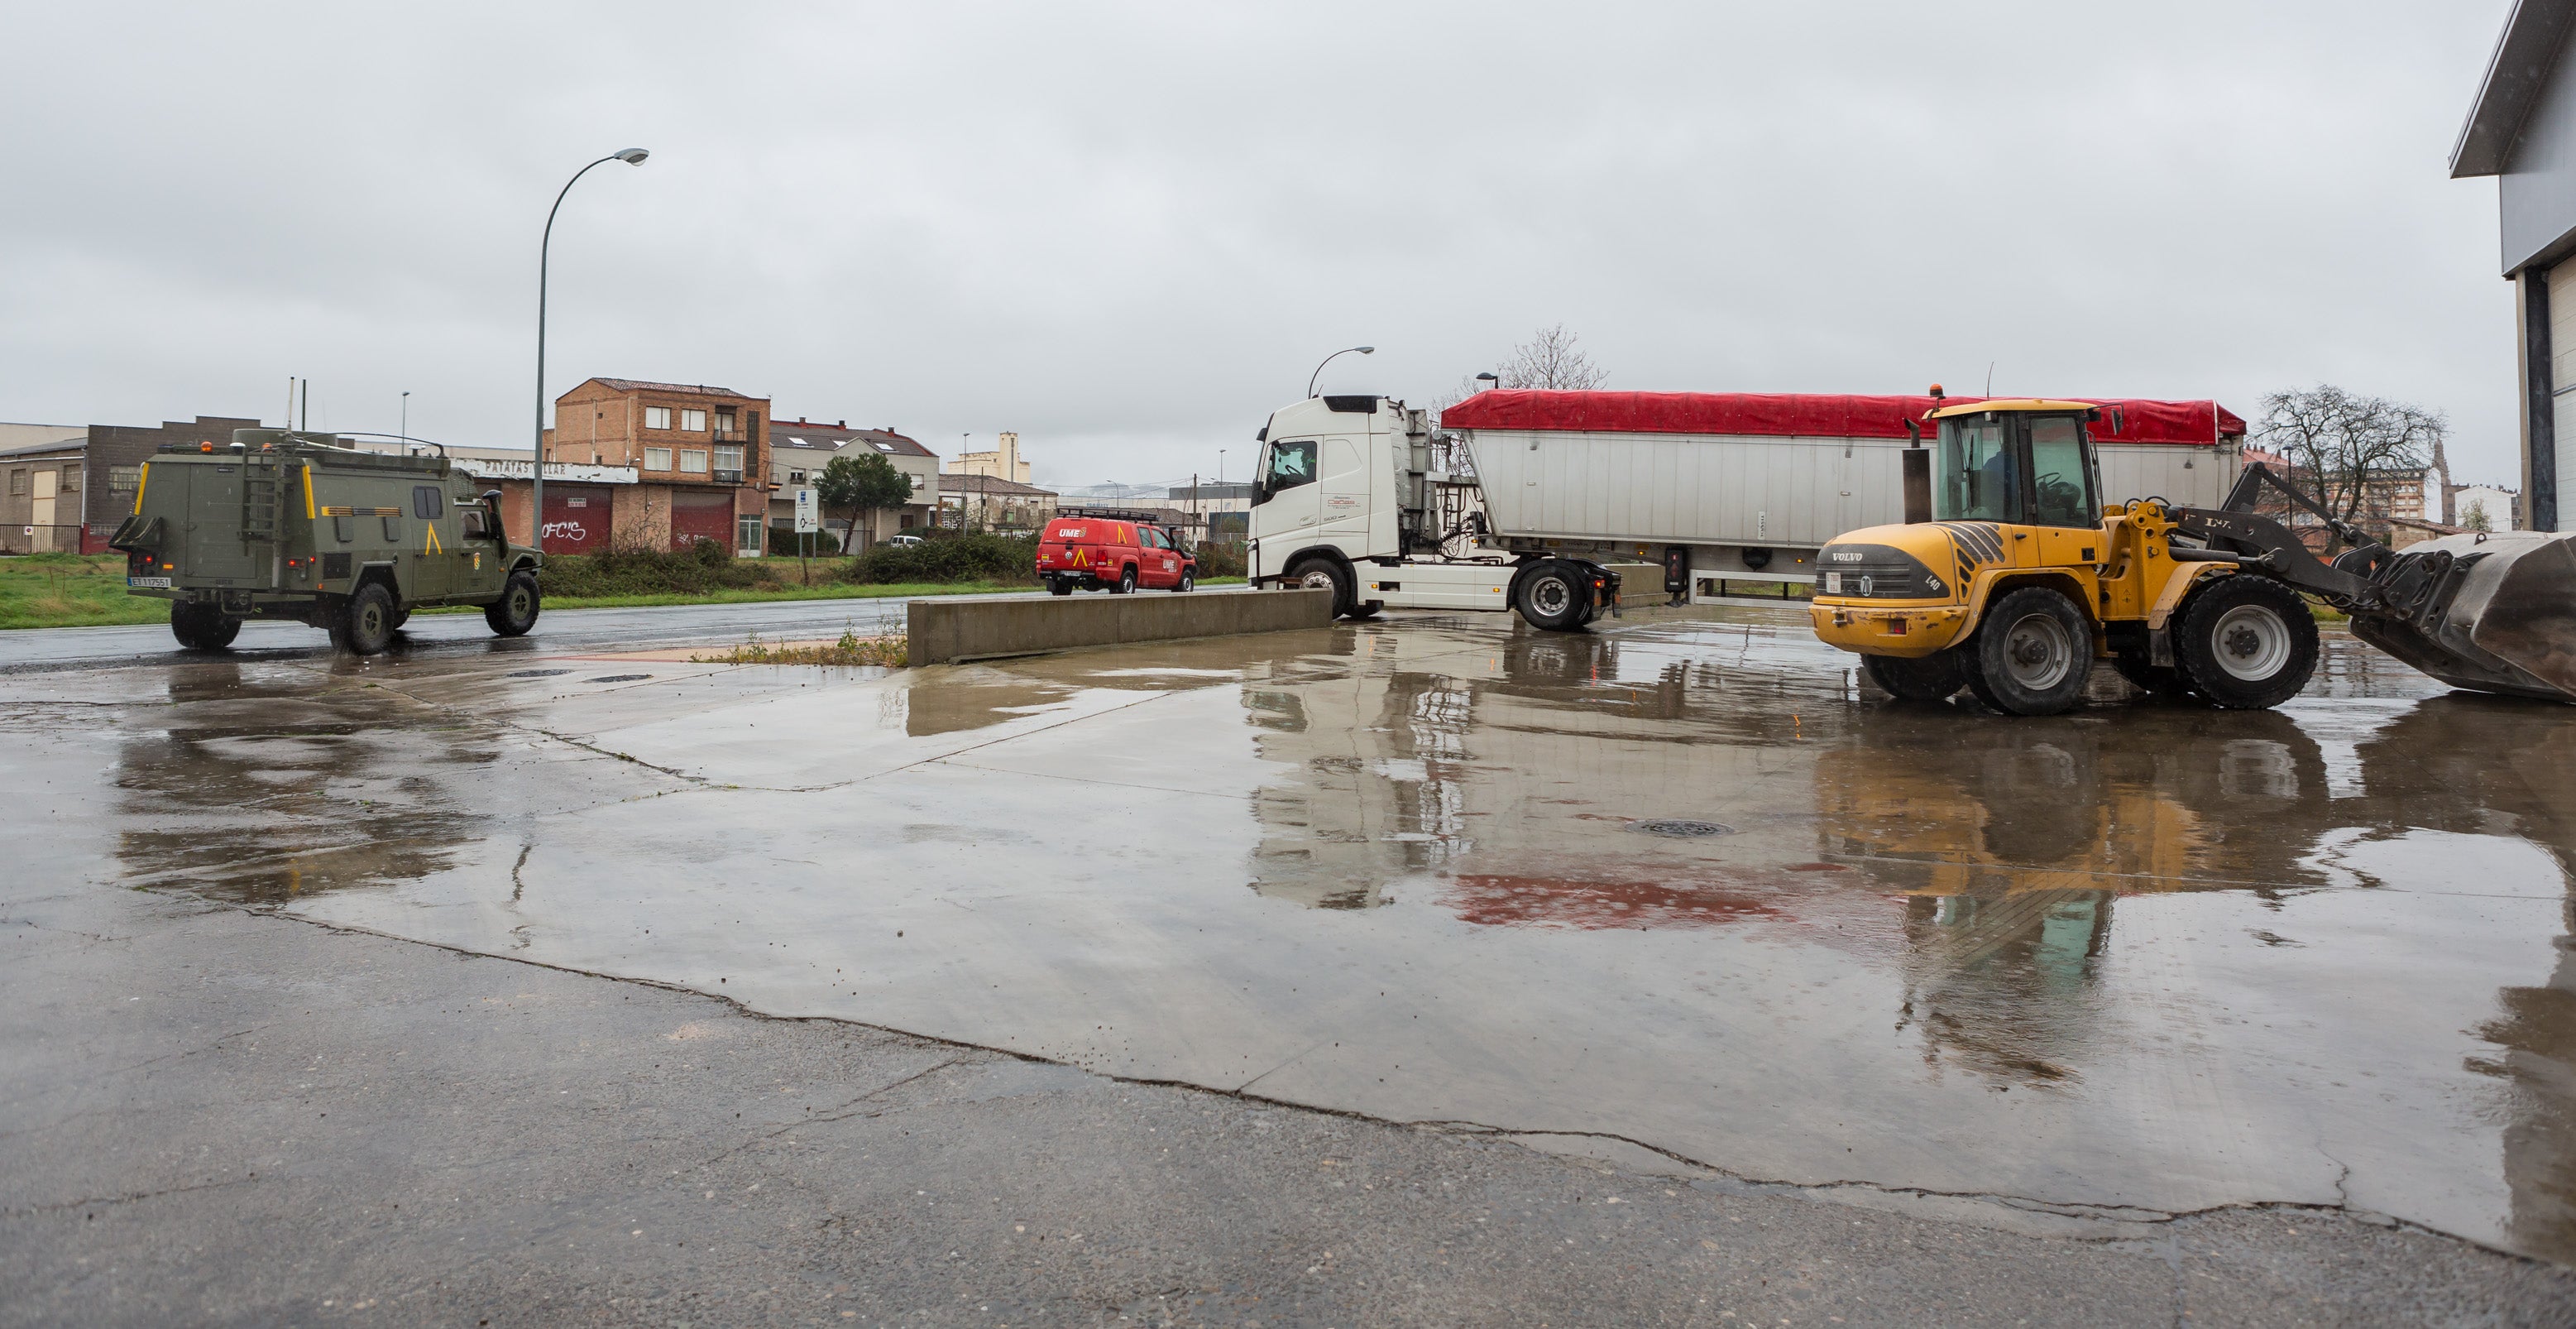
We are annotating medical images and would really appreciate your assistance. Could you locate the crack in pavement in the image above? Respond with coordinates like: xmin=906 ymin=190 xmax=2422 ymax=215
xmin=10 ymin=1175 xmax=258 ymax=1217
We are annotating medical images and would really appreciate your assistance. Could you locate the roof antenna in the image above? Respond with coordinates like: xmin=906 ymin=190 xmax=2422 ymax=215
xmin=1984 ymin=362 xmax=1995 ymax=397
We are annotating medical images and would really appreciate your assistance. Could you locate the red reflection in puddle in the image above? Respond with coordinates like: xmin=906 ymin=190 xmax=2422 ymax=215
xmin=1445 ymin=873 xmax=1787 ymax=930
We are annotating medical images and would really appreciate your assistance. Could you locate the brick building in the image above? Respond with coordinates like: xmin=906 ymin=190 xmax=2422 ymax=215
xmin=537 ymin=378 xmax=771 ymax=554
xmin=766 ymin=418 xmax=940 ymax=546
xmin=937 ymin=473 xmax=1057 ymax=532
xmin=0 ymin=415 xmax=262 ymax=553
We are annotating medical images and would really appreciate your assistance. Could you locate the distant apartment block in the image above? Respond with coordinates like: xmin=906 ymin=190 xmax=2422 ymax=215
xmin=768 ymin=418 xmax=940 ymax=546
xmin=539 ymin=377 xmax=771 ymax=554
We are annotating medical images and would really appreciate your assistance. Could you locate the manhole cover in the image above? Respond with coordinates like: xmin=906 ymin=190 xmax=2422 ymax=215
xmin=505 ymin=669 xmax=572 ymax=679
xmin=588 ymin=674 xmax=652 ymax=683
xmin=1631 ymin=819 xmax=1736 ymax=837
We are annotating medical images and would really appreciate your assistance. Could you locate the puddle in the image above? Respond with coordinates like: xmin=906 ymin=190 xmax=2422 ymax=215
xmin=28 ymin=607 xmax=2576 ymax=1264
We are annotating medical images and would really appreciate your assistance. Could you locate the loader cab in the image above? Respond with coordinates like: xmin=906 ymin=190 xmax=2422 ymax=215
xmin=1928 ymin=401 xmax=2102 ymax=529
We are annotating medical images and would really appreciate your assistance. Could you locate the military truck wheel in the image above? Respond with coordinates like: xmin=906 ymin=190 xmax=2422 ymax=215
xmin=2173 ymin=575 xmax=2316 ymax=710
xmin=1284 ymin=555 xmax=1355 ymax=618
xmin=1515 ymin=560 xmax=1591 ymax=632
xmin=1864 ymin=650 xmax=1965 ymax=701
xmin=484 ymin=570 xmax=540 ymax=637
xmin=1962 ymin=586 xmax=2092 ymax=717
xmin=334 ymin=583 xmax=397 ymax=655
xmin=170 ymin=602 xmax=241 ymax=652
xmin=389 ymin=610 xmax=411 ymax=632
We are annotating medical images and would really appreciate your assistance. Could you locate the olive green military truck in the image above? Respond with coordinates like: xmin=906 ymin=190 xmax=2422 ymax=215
xmin=106 ymin=429 xmax=543 ymax=655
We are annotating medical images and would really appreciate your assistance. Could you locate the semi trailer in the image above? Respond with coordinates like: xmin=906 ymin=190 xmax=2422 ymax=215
xmin=1246 ymin=389 xmax=2244 ymax=630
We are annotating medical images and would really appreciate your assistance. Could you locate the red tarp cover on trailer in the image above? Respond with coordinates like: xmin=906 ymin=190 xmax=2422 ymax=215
xmin=1436 ymin=391 xmax=2245 ymax=446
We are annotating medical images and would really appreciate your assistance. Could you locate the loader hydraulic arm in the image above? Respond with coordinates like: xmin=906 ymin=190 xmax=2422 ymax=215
xmin=2167 ymin=463 xmax=2387 ymax=608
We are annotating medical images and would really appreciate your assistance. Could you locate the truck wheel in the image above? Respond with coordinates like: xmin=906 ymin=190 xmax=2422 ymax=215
xmin=334 ymin=583 xmax=397 ymax=655
xmin=1864 ymin=650 xmax=1965 ymax=702
xmin=484 ymin=570 xmax=540 ymax=637
xmin=1175 ymin=570 xmax=1195 ymax=593
xmin=2173 ymin=575 xmax=2317 ymax=709
xmin=1110 ymin=565 xmax=1137 ymax=595
xmin=1048 ymin=578 xmax=1074 ymax=597
xmin=1962 ymin=586 xmax=2092 ymax=716
xmin=1284 ymin=556 xmax=1354 ymax=618
xmin=170 ymin=602 xmax=241 ymax=652
xmin=1515 ymin=561 xmax=1591 ymax=631
xmin=390 ymin=610 xmax=411 ymax=632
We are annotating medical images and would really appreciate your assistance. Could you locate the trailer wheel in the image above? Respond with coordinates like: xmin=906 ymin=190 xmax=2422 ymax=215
xmin=333 ymin=583 xmax=398 ymax=656
xmin=1284 ymin=555 xmax=1354 ymax=618
xmin=2173 ymin=575 xmax=2316 ymax=709
xmin=484 ymin=570 xmax=540 ymax=637
xmin=1962 ymin=586 xmax=2092 ymax=716
xmin=1515 ymin=561 xmax=1590 ymax=631
xmin=1864 ymin=650 xmax=1965 ymax=702
xmin=170 ymin=602 xmax=241 ymax=652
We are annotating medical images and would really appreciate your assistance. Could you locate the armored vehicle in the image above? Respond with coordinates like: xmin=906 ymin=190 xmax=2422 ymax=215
xmin=107 ymin=429 xmax=543 ymax=655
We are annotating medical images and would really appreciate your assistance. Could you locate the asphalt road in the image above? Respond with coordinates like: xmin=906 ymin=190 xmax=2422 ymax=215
xmin=0 ymin=588 xmax=1245 ymax=673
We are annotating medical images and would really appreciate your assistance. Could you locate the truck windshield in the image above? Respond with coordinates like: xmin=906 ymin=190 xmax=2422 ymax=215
xmin=1935 ymin=418 xmax=2017 ymax=522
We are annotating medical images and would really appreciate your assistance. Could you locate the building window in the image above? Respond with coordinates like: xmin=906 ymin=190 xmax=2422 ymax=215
xmin=682 ymin=409 xmax=707 ymax=432
xmin=714 ymin=444 xmax=744 ymax=473
xmin=644 ymin=406 xmax=673 ymax=429
xmin=7 ymin=469 xmax=22 ymax=496
xmin=788 ymin=468 xmax=807 ymax=484
xmin=715 ymin=408 xmax=737 ymax=436
xmin=59 ymin=468 xmax=78 ymax=492
xmin=644 ymin=447 xmax=673 ymax=471
xmin=679 ymin=449 xmax=710 ymax=475
xmin=737 ymin=513 xmax=763 ymax=553
xmin=108 ymin=465 xmax=141 ymax=492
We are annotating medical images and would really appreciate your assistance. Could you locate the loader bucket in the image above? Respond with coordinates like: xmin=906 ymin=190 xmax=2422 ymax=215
xmin=2348 ymin=530 xmax=2576 ymax=703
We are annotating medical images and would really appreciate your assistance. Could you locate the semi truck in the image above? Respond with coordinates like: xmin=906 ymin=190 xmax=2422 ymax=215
xmin=1246 ymin=389 xmax=2244 ymax=630
xmin=108 ymin=429 xmax=544 ymax=655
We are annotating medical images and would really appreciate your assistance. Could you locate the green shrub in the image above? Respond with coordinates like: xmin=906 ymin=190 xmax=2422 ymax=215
xmin=537 ymin=546 xmax=785 ymax=598
xmin=1191 ymin=542 xmax=1247 ymax=578
xmin=769 ymin=527 xmax=841 ymax=556
xmin=836 ymin=531 xmax=1037 ymax=585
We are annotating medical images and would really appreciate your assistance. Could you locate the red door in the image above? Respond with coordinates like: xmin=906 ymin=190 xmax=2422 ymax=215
xmin=1137 ymin=527 xmax=1180 ymax=588
xmin=542 ymin=485 xmax=610 ymax=554
xmin=671 ymin=490 xmax=733 ymax=550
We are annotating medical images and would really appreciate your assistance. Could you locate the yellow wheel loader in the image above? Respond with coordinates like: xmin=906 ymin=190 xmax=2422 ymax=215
xmin=1809 ymin=394 xmax=2576 ymax=716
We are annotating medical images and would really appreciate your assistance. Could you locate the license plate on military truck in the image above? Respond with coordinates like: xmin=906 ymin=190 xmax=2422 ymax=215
xmin=127 ymin=576 xmax=172 ymax=588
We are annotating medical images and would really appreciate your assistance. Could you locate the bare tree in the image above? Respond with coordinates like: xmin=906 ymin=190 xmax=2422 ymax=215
xmin=2252 ymin=385 xmax=2445 ymax=530
xmin=1432 ymin=324 xmax=1611 ymax=424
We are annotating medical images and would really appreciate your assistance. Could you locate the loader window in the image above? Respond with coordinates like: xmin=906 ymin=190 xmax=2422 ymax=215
xmin=2026 ymin=415 xmax=2095 ymax=526
xmin=1936 ymin=418 xmax=2018 ymax=522
xmin=1257 ymin=439 xmax=1317 ymax=504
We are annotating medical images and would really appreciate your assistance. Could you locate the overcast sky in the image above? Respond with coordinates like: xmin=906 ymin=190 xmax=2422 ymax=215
xmin=0 ymin=1 xmax=2528 ymax=489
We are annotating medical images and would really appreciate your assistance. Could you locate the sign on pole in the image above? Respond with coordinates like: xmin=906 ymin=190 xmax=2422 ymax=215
xmin=792 ymin=487 xmax=819 ymax=534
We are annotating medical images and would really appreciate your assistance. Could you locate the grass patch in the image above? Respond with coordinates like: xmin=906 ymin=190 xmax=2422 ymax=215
xmin=0 ymin=554 xmax=172 ymax=630
xmin=690 ymin=628 xmax=907 ymax=668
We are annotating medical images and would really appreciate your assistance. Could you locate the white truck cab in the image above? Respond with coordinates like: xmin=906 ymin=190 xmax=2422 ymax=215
xmin=1247 ymin=394 xmax=1623 ymax=629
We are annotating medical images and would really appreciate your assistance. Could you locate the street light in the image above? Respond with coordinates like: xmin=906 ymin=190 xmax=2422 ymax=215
xmin=1307 ymin=345 xmax=1375 ymax=398
xmin=1474 ymin=372 xmax=1500 ymax=391
xmin=530 ymin=147 xmax=649 ymax=548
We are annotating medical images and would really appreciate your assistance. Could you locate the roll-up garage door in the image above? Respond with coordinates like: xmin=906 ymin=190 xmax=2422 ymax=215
xmin=541 ymin=485 xmax=612 ymax=554
xmin=671 ymin=489 xmax=735 ymax=550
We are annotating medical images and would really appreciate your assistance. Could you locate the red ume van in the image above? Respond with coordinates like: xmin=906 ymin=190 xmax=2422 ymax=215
xmin=1036 ymin=513 xmax=1197 ymax=596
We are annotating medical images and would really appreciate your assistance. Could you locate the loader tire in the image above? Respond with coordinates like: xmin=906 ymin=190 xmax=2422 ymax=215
xmin=2173 ymin=575 xmax=2316 ymax=710
xmin=1961 ymin=586 xmax=2092 ymax=717
xmin=170 ymin=602 xmax=241 ymax=652
xmin=1864 ymin=650 xmax=1966 ymax=702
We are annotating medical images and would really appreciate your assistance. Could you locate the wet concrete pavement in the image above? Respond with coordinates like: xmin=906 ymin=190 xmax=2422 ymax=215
xmin=7 ymin=602 xmax=2576 ymax=1322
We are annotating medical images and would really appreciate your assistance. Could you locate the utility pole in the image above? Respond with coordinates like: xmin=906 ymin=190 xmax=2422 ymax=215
xmin=400 ymin=391 xmax=410 ymax=453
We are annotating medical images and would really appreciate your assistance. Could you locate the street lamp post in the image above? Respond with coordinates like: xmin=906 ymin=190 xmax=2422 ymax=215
xmin=399 ymin=391 xmax=410 ymax=453
xmin=1475 ymin=372 xmax=1500 ymax=391
xmin=1307 ymin=345 xmax=1375 ymax=398
xmin=531 ymin=147 xmax=649 ymax=548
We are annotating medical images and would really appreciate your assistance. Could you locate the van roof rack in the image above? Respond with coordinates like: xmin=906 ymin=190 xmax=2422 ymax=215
xmin=1056 ymin=506 xmax=1169 ymax=525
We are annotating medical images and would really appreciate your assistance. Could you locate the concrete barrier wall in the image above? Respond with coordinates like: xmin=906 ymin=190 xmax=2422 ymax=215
xmin=908 ymin=588 xmax=1335 ymax=665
